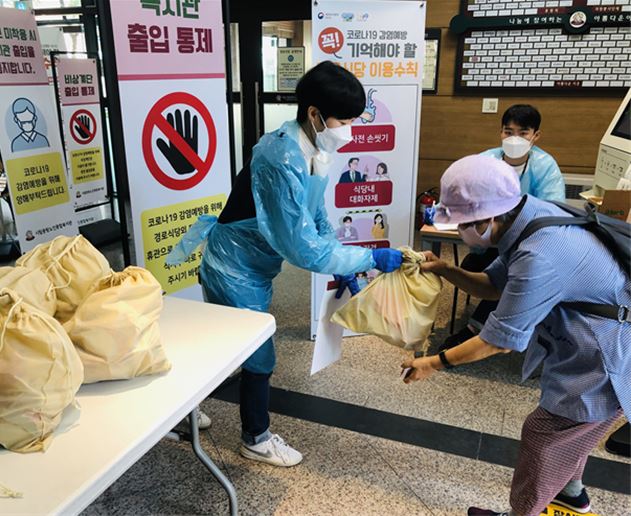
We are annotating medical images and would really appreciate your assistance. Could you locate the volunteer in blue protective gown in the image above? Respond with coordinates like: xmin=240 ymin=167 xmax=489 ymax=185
xmin=167 ymin=61 xmax=402 ymax=467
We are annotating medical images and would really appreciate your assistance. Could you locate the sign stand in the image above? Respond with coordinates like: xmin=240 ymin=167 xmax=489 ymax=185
xmin=50 ymin=51 xmax=122 ymax=248
xmin=95 ymin=0 xmax=133 ymax=266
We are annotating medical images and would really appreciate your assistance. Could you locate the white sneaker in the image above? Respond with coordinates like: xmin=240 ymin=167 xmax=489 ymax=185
xmin=240 ymin=434 xmax=303 ymax=467
xmin=197 ymin=410 xmax=211 ymax=430
xmin=174 ymin=408 xmax=211 ymax=432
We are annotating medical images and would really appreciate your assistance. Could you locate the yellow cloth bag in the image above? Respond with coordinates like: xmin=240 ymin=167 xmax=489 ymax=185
xmin=0 ymin=266 xmax=56 ymax=317
xmin=0 ymin=288 xmax=84 ymax=453
xmin=16 ymin=235 xmax=111 ymax=323
xmin=64 ymin=266 xmax=170 ymax=384
xmin=331 ymin=247 xmax=442 ymax=353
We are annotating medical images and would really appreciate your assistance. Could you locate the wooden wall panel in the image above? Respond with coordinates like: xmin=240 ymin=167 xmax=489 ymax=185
xmin=420 ymin=96 xmax=621 ymax=167
xmin=426 ymin=0 xmax=461 ymax=29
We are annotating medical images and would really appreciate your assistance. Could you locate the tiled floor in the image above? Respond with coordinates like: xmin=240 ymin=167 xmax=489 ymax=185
xmin=84 ymin=398 xmax=631 ymax=516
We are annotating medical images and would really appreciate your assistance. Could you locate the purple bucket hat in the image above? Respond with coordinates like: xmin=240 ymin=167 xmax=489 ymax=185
xmin=434 ymin=154 xmax=523 ymax=225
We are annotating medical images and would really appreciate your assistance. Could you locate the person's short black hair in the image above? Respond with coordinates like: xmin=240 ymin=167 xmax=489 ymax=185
xmin=501 ymin=104 xmax=541 ymax=131
xmin=343 ymin=216 xmax=352 ymax=223
xmin=348 ymin=157 xmax=359 ymax=165
xmin=376 ymin=162 xmax=388 ymax=174
xmin=296 ymin=61 xmax=366 ymax=123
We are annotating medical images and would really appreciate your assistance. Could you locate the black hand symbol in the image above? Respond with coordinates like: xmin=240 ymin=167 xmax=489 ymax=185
xmin=75 ymin=114 xmax=91 ymax=139
xmin=156 ymin=109 xmax=198 ymax=175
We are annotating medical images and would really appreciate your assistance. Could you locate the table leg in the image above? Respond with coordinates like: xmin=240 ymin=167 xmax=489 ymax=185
xmin=450 ymin=244 xmax=460 ymax=335
xmin=189 ymin=408 xmax=238 ymax=516
xmin=419 ymin=238 xmax=442 ymax=257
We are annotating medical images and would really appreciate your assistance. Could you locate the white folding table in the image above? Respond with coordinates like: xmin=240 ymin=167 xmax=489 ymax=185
xmin=0 ymin=296 xmax=275 ymax=516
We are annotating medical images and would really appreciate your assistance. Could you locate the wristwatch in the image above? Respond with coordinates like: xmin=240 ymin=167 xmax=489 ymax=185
xmin=438 ymin=350 xmax=454 ymax=369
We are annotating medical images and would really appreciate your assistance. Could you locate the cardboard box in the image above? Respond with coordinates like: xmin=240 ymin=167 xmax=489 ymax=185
xmin=599 ymin=190 xmax=631 ymax=223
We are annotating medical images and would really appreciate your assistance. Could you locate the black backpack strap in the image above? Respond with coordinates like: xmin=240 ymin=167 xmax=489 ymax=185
xmin=513 ymin=215 xmax=591 ymax=250
xmin=563 ymin=302 xmax=631 ymax=323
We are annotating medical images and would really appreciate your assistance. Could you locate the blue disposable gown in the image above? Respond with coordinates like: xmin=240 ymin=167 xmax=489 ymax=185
xmin=481 ymin=146 xmax=566 ymax=202
xmin=167 ymin=120 xmax=375 ymax=374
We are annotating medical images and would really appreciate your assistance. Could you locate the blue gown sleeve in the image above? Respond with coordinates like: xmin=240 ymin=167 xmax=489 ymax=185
xmin=314 ymin=203 xmax=336 ymax=237
xmin=251 ymin=156 xmax=375 ymax=275
xmin=165 ymin=214 xmax=217 ymax=266
xmin=531 ymin=154 xmax=566 ymax=202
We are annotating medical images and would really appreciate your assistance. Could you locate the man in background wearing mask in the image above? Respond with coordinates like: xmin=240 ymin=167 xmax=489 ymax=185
xmin=441 ymin=104 xmax=565 ymax=351
xmin=166 ymin=61 xmax=402 ymax=467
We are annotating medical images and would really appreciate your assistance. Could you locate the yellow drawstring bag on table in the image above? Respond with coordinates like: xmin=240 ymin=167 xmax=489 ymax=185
xmin=16 ymin=235 xmax=111 ymax=323
xmin=0 ymin=266 xmax=56 ymax=317
xmin=64 ymin=266 xmax=170 ymax=384
xmin=0 ymin=288 xmax=83 ymax=453
xmin=331 ymin=247 xmax=442 ymax=354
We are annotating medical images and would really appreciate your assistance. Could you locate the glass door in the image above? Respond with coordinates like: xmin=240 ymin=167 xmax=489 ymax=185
xmin=228 ymin=0 xmax=311 ymax=165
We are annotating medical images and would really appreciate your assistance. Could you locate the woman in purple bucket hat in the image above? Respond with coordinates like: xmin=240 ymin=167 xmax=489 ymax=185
xmin=402 ymin=154 xmax=630 ymax=516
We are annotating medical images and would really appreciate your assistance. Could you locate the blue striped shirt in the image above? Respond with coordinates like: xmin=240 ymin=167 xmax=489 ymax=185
xmin=479 ymin=195 xmax=631 ymax=423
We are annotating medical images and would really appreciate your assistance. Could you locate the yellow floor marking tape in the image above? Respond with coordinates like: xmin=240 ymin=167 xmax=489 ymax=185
xmin=540 ymin=503 xmax=599 ymax=516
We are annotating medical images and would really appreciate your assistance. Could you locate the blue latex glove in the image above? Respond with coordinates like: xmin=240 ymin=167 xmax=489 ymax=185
xmin=372 ymin=248 xmax=403 ymax=273
xmin=333 ymin=274 xmax=360 ymax=299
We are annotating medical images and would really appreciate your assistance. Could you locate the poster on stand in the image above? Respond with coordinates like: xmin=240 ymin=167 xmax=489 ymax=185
xmin=109 ymin=0 xmax=231 ymax=298
xmin=0 ymin=7 xmax=77 ymax=253
xmin=310 ymin=0 xmax=426 ymax=338
xmin=54 ymin=56 xmax=109 ymax=211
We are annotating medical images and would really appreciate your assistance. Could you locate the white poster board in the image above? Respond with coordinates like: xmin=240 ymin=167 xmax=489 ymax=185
xmin=310 ymin=0 xmax=426 ymax=338
xmin=109 ymin=0 xmax=231 ymax=298
xmin=0 ymin=7 xmax=77 ymax=253
xmin=55 ymin=56 xmax=109 ymax=211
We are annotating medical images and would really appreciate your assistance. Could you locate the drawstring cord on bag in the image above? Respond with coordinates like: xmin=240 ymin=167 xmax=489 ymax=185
xmin=0 ymin=482 xmax=23 ymax=498
xmin=44 ymin=235 xmax=81 ymax=293
xmin=0 ymin=291 xmax=49 ymax=444
xmin=34 ymin=311 xmax=79 ymax=445
xmin=0 ymin=291 xmax=23 ymax=355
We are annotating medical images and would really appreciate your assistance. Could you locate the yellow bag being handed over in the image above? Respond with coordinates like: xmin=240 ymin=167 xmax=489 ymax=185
xmin=16 ymin=235 xmax=111 ymax=323
xmin=331 ymin=247 xmax=442 ymax=353
xmin=0 ymin=266 xmax=56 ymax=317
xmin=64 ymin=266 xmax=170 ymax=384
xmin=0 ymin=288 xmax=83 ymax=453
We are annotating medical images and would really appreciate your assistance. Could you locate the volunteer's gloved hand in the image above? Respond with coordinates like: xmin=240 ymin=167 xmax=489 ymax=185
xmin=372 ymin=248 xmax=403 ymax=273
xmin=333 ymin=274 xmax=360 ymax=299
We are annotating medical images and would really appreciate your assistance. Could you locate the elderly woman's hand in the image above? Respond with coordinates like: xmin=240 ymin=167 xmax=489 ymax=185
xmin=401 ymin=355 xmax=439 ymax=384
xmin=419 ymin=251 xmax=449 ymax=276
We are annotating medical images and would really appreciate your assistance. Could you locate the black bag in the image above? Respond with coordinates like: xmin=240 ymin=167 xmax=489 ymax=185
xmin=512 ymin=201 xmax=631 ymax=323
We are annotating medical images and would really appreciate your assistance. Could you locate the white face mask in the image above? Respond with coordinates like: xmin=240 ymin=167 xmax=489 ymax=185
xmin=458 ymin=219 xmax=494 ymax=249
xmin=312 ymin=114 xmax=353 ymax=153
xmin=502 ymin=136 xmax=532 ymax=159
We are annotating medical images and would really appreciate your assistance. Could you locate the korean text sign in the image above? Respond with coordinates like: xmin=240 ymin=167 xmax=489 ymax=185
xmin=109 ymin=0 xmax=231 ymax=298
xmin=0 ymin=7 xmax=77 ymax=252
xmin=310 ymin=1 xmax=426 ymax=338
xmin=55 ymin=56 xmax=109 ymax=210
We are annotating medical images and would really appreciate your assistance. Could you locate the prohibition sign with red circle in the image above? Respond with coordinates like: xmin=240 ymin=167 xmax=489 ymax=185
xmin=142 ymin=91 xmax=217 ymax=191
xmin=69 ymin=109 xmax=97 ymax=145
